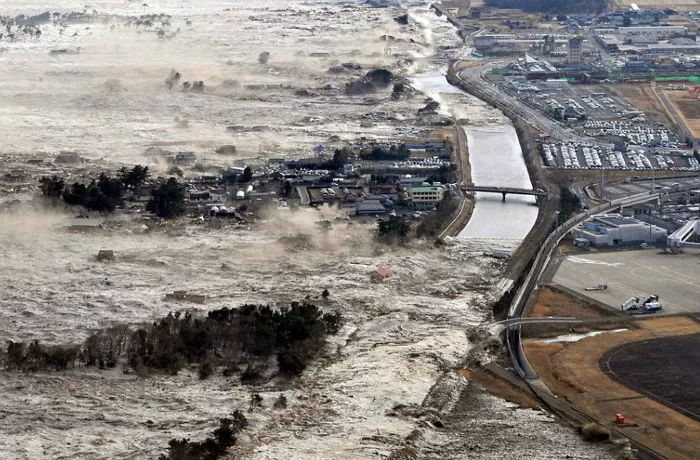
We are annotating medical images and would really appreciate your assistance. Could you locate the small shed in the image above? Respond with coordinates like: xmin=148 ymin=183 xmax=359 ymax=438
xmin=370 ymin=267 xmax=392 ymax=283
xmin=97 ymin=250 xmax=115 ymax=262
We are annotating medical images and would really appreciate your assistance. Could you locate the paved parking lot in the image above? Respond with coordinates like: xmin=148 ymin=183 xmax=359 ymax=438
xmin=553 ymin=249 xmax=700 ymax=314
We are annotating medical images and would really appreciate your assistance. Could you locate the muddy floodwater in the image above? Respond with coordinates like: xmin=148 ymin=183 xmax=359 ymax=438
xmin=0 ymin=1 xmax=612 ymax=459
xmin=458 ymin=125 xmax=538 ymax=240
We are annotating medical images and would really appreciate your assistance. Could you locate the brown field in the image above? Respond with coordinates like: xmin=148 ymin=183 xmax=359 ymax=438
xmin=524 ymin=285 xmax=626 ymax=338
xmin=603 ymin=84 xmax=676 ymax=129
xmin=529 ymin=285 xmax=613 ymax=320
xmin=525 ymin=316 xmax=700 ymax=460
xmin=664 ymin=89 xmax=700 ymax=138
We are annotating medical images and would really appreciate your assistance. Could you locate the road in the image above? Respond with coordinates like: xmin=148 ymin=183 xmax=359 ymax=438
xmin=505 ymin=191 xmax=663 ymax=379
xmin=455 ymin=64 xmax=609 ymax=147
xmin=438 ymin=123 xmax=475 ymax=240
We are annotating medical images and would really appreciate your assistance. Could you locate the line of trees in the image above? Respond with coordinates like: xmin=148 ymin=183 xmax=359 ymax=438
xmin=39 ymin=166 xmax=186 ymax=219
xmin=4 ymin=302 xmax=342 ymax=379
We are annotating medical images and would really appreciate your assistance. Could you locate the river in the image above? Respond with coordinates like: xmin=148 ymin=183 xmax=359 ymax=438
xmin=410 ymin=71 xmax=539 ymax=241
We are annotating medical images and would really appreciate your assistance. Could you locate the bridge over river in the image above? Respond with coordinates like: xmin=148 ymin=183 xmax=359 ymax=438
xmin=461 ymin=184 xmax=551 ymax=201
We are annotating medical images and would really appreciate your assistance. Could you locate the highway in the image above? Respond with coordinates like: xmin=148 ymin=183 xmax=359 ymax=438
xmin=454 ymin=64 xmax=610 ymax=147
xmin=505 ymin=191 xmax=662 ymax=380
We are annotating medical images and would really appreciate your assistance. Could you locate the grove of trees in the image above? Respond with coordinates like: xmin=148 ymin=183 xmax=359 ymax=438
xmin=39 ymin=165 xmax=151 ymax=213
xmin=160 ymin=411 xmax=248 ymax=460
xmin=376 ymin=215 xmax=412 ymax=245
xmin=4 ymin=302 xmax=342 ymax=379
xmin=146 ymin=177 xmax=186 ymax=219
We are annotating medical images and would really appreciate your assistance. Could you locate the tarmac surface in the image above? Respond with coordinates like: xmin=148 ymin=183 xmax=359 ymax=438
xmin=597 ymin=176 xmax=700 ymax=201
xmin=553 ymin=248 xmax=700 ymax=314
xmin=600 ymin=332 xmax=700 ymax=422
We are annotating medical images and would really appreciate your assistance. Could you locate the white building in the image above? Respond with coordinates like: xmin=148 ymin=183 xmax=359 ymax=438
xmin=572 ymin=214 xmax=667 ymax=247
xmin=406 ymin=185 xmax=445 ymax=208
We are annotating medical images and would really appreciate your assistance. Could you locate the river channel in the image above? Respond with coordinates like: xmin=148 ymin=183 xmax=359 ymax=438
xmin=410 ymin=71 xmax=539 ymax=241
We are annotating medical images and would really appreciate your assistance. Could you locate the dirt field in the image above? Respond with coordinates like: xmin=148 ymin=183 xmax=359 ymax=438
xmin=601 ymin=332 xmax=700 ymax=422
xmin=530 ymin=286 xmax=614 ymax=320
xmin=664 ymin=89 xmax=700 ymax=138
xmin=603 ymin=84 xmax=676 ymax=129
xmin=526 ymin=316 xmax=700 ymax=460
xmin=612 ymin=0 xmax=700 ymax=12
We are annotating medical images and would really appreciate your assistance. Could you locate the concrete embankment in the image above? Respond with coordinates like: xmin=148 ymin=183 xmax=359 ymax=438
xmin=438 ymin=124 xmax=475 ymax=240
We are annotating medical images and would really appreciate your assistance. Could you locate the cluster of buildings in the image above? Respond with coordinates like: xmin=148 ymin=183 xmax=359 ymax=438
xmin=481 ymin=5 xmax=700 ymax=78
xmin=295 ymin=177 xmax=448 ymax=216
xmin=574 ymin=184 xmax=700 ymax=249
xmin=124 ymin=140 xmax=455 ymax=220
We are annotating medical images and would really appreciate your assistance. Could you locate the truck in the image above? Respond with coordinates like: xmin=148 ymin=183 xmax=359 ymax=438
xmin=620 ymin=295 xmax=663 ymax=314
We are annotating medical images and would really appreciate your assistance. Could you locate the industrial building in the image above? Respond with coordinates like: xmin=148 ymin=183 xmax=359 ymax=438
xmin=474 ymin=34 xmax=572 ymax=56
xmin=572 ymin=213 xmax=667 ymax=247
xmin=567 ymin=37 xmax=583 ymax=65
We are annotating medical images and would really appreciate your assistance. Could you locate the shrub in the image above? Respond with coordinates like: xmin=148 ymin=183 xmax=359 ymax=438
xmin=579 ymin=422 xmax=610 ymax=442
xmin=39 ymin=176 xmax=65 ymax=199
xmin=159 ymin=414 xmax=245 ymax=460
xmin=273 ymin=394 xmax=288 ymax=409
xmin=199 ymin=359 xmax=214 ymax=380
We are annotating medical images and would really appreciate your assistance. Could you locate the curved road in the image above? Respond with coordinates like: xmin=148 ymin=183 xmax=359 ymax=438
xmin=505 ymin=191 xmax=662 ymax=380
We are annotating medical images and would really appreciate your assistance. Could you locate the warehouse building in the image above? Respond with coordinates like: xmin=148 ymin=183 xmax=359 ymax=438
xmin=572 ymin=213 xmax=667 ymax=247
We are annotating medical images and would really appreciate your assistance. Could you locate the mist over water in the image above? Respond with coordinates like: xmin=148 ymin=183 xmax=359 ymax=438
xmin=0 ymin=0 xmax=415 ymax=164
